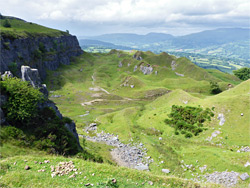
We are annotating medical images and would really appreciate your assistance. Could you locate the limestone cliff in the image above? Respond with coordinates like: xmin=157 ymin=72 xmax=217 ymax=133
xmin=1 ymin=34 xmax=83 ymax=80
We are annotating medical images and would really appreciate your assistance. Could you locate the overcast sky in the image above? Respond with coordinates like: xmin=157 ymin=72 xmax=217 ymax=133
xmin=1 ymin=0 xmax=250 ymax=36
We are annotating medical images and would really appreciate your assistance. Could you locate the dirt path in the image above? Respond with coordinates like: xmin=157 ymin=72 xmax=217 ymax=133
xmin=91 ymin=72 xmax=110 ymax=94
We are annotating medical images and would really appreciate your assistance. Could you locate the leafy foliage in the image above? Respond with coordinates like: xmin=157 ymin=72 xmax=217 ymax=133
xmin=0 ymin=77 xmax=81 ymax=155
xmin=0 ymin=77 xmax=44 ymax=124
xmin=165 ymin=105 xmax=214 ymax=137
xmin=3 ymin=19 xmax=11 ymax=28
xmin=210 ymin=81 xmax=222 ymax=94
xmin=233 ymin=67 xmax=250 ymax=81
xmin=7 ymin=62 xmax=18 ymax=76
xmin=0 ymin=107 xmax=80 ymax=155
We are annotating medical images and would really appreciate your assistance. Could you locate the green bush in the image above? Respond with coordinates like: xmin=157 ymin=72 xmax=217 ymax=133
xmin=210 ymin=81 xmax=222 ymax=94
xmin=33 ymin=49 xmax=42 ymax=60
xmin=7 ymin=62 xmax=18 ymax=76
xmin=165 ymin=105 xmax=214 ymax=137
xmin=0 ymin=77 xmax=81 ymax=155
xmin=39 ymin=42 xmax=47 ymax=53
xmin=0 ymin=77 xmax=44 ymax=124
xmin=233 ymin=67 xmax=250 ymax=81
xmin=3 ymin=19 xmax=11 ymax=28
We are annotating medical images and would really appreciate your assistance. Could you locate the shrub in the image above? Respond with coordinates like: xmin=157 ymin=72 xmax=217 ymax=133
xmin=165 ymin=105 xmax=214 ymax=137
xmin=0 ymin=77 xmax=44 ymax=124
xmin=233 ymin=67 xmax=250 ymax=81
xmin=210 ymin=81 xmax=222 ymax=94
xmin=39 ymin=42 xmax=47 ymax=53
xmin=0 ymin=77 xmax=81 ymax=155
xmin=3 ymin=19 xmax=11 ymax=28
xmin=7 ymin=62 xmax=18 ymax=76
xmin=33 ymin=49 xmax=42 ymax=60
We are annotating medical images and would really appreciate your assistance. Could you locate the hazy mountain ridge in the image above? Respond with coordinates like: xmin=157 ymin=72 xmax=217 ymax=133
xmin=80 ymin=28 xmax=250 ymax=63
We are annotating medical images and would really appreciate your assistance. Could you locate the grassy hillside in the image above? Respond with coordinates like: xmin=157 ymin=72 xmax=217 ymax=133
xmin=0 ymin=143 xmax=219 ymax=188
xmin=0 ymin=15 xmax=68 ymax=38
xmin=1 ymin=50 xmax=249 ymax=187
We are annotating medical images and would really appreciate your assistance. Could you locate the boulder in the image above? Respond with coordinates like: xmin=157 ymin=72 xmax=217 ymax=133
xmin=21 ymin=66 xmax=48 ymax=97
xmin=175 ymin=72 xmax=184 ymax=77
xmin=240 ymin=173 xmax=249 ymax=181
xmin=21 ymin=66 xmax=41 ymax=87
xmin=135 ymin=163 xmax=149 ymax=171
xmin=140 ymin=65 xmax=153 ymax=75
xmin=218 ymin=113 xmax=225 ymax=125
xmin=162 ymin=169 xmax=170 ymax=173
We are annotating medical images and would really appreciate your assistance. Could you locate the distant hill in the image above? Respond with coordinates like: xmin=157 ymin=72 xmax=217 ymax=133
xmin=174 ymin=28 xmax=250 ymax=48
xmin=82 ymin=32 xmax=174 ymax=45
xmin=79 ymin=39 xmax=133 ymax=50
xmin=80 ymin=28 xmax=250 ymax=69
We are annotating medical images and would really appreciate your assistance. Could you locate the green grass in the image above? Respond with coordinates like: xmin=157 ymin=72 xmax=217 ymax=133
xmin=0 ymin=153 xmax=219 ymax=188
xmin=0 ymin=16 xmax=67 ymax=38
xmin=14 ymin=50 xmax=247 ymax=187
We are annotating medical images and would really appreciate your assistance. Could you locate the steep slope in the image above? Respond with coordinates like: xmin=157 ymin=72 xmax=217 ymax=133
xmin=0 ymin=15 xmax=83 ymax=80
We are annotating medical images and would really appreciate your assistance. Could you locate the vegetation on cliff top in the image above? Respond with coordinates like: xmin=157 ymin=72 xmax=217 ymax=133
xmin=0 ymin=15 xmax=69 ymax=39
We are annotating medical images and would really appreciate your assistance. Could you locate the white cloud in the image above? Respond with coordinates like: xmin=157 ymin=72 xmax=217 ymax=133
xmin=1 ymin=0 xmax=249 ymax=35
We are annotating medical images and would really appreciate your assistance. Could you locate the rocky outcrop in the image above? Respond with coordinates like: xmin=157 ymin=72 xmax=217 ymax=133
xmin=140 ymin=65 xmax=153 ymax=75
xmin=64 ymin=122 xmax=80 ymax=146
xmin=21 ymin=66 xmax=48 ymax=97
xmin=1 ymin=71 xmax=13 ymax=79
xmin=3 ymin=66 xmax=81 ymax=147
xmin=1 ymin=35 xmax=83 ymax=80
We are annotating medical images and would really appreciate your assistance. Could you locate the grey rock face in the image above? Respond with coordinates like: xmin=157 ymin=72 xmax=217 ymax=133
xmin=133 ymin=65 xmax=138 ymax=72
xmin=1 ymin=35 xmax=83 ymax=80
xmin=171 ymin=61 xmax=177 ymax=70
xmin=133 ymin=54 xmax=142 ymax=60
xmin=20 ymin=65 xmax=80 ymax=147
xmin=0 ymin=95 xmax=8 ymax=125
xmin=1 ymin=71 xmax=13 ymax=80
xmin=38 ymin=100 xmax=63 ymax=119
xmin=85 ymin=123 xmax=97 ymax=131
xmin=218 ymin=113 xmax=225 ymax=125
xmin=0 ymin=108 xmax=5 ymax=125
xmin=140 ymin=65 xmax=153 ymax=75
xmin=64 ymin=122 xmax=80 ymax=148
xmin=21 ymin=66 xmax=48 ymax=97
xmin=118 ymin=61 xmax=123 ymax=67
xmin=240 ymin=173 xmax=249 ymax=180
xmin=175 ymin=72 xmax=184 ymax=77
xmin=21 ymin=66 xmax=41 ymax=88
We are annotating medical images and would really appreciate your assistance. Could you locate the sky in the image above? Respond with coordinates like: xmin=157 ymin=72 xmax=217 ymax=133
xmin=1 ymin=0 xmax=250 ymax=36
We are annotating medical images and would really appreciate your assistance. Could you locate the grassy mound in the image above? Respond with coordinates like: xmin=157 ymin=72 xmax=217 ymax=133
xmin=0 ymin=15 xmax=68 ymax=38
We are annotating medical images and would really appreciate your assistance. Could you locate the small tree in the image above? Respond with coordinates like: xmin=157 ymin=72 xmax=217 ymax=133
xmin=210 ymin=81 xmax=222 ymax=94
xmin=233 ymin=67 xmax=250 ymax=81
xmin=3 ymin=19 xmax=11 ymax=28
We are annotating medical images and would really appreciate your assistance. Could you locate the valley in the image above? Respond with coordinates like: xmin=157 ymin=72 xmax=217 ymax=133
xmin=43 ymin=50 xmax=249 ymax=187
xmin=1 ymin=15 xmax=249 ymax=188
